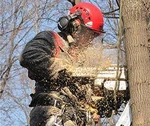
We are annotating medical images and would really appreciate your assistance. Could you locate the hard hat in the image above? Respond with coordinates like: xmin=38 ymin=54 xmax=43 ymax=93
xmin=69 ymin=2 xmax=104 ymax=33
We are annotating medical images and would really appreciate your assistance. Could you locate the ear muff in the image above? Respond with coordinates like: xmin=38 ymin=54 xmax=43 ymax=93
xmin=58 ymin=16 xmax=70 ymax=31
xmin=57 ymin=11 xmax=81 ymax=32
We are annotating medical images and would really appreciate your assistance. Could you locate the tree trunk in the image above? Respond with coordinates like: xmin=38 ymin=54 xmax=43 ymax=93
xmin=121 ymin=0 xmax=150 ymax=125
xmin=75 ymin=0 xmax=81 ymax=4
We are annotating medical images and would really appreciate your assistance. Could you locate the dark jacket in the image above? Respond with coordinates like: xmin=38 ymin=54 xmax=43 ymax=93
xmin=20 ymin=31 xmax=93 ymax=107
xmin=20 ymin=31 xmax=69 ymax=91
xmin=20 ymin=31 xmax=66 ymax=81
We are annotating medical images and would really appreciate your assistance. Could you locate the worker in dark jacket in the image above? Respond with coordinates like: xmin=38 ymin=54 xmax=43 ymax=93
xmin=20 ymin=2 xmax=104 ymax=126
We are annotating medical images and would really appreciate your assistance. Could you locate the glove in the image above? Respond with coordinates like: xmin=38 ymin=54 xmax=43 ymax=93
xmin=56 ymin=69 xmax=73 ymax=86
xmin=49 ymin=58 xmax=74 ymax=79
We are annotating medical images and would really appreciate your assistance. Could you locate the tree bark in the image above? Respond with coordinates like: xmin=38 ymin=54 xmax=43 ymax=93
xmin=75 ymin=0 xmax=81 ymax=4
xmin=121 ymin=0 xmax=150 ymax=125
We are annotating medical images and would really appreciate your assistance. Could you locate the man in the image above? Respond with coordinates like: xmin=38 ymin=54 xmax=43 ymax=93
xmin=20 ymin=2 xmax=104 ymax=126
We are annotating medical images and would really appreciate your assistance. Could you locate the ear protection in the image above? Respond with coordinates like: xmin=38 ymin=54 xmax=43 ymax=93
xmin=57 ymin=11 xmax=81 ymax=33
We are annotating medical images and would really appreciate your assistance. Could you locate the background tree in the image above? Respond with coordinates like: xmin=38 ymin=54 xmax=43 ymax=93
xmin=121 ymin=0 xmax=150 ymax=125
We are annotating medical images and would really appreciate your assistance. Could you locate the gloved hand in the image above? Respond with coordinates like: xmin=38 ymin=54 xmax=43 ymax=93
xmin=49 ymin=58 xmax=74 ymax=79
xmin=56 ymin=69 xmax=73 ymax=86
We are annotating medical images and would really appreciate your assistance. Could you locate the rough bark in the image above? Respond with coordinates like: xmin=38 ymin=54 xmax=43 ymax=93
xmin=75 ymin=0 xmax=81 ymax=4
xmin=121 ymin=0 xmax=150 ymax=125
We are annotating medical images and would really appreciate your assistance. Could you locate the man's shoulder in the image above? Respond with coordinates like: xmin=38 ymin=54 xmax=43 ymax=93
xmin=33 ymin=31 xmax=56 ymax=40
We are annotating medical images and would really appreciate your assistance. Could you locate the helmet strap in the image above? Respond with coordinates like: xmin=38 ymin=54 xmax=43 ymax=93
xmin=66 ymin=34 xmax=76 ymax=47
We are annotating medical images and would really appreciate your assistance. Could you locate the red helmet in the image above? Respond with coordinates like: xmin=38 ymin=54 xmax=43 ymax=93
xmin=69 ymin=2 xmax=104 ymax=33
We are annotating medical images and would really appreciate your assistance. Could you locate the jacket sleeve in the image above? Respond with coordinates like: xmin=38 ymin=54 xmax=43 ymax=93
xmin=20 ymin=31 xmax=56 ymax=80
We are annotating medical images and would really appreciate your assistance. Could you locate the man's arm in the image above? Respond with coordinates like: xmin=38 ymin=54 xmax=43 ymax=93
xmin=20 ymin=31 xmax=56 ymax=80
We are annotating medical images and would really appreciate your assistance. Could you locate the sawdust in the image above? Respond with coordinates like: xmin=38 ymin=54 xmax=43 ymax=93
xmin=68 ymin=42 xmax=112 ymax=76
xmin=56 ymin=37 xmax=112 ymax=77
xmin=76 ymin=43 xmax=111 ymax=68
